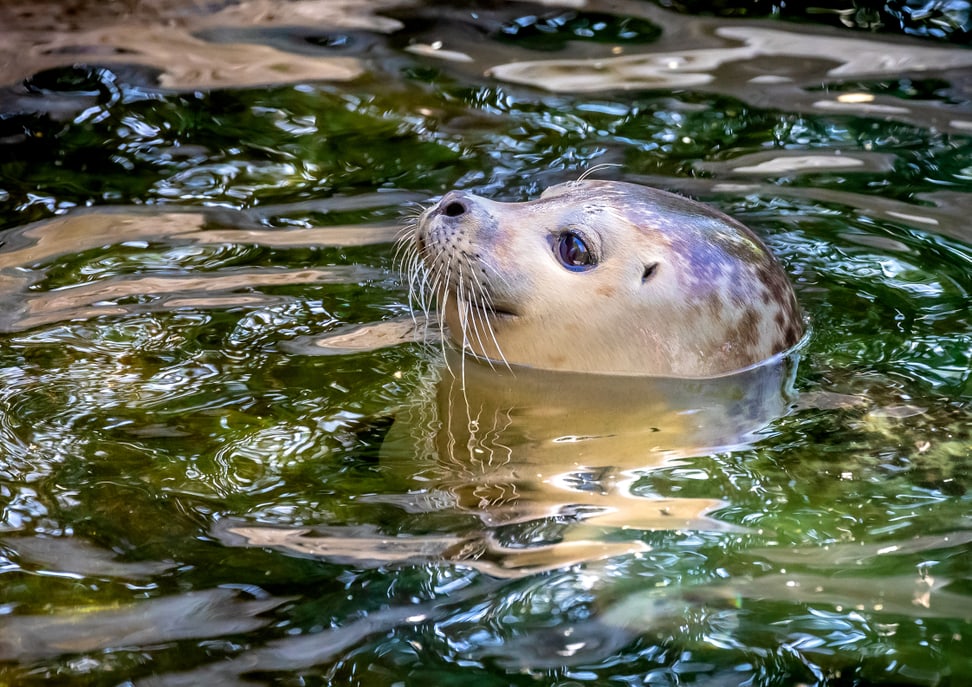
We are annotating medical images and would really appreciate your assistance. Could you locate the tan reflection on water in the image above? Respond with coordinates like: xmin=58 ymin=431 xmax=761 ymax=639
xmin=0 ymin=208 xmax=399 ymax=332
xmin=0 ymin=0 xmax=408 ymax=89
xmin=0 ymin=210 xmax=398 ymax=271
xmin=482 ymin=9 xmax=972 ymax=135
xmin=386 ymin=351 xmax=792 ymax=530
xmin=694 ymin=150 xmax=897 ymax=176
xmin=6 ymin=534 xmax=177 ymax=579
xmin=489 ymin=23 xmax=972 ymax=89
xmin=13 ymin=266 xmax=382 ymax=330
xmin=282 ymin=316 xmax=439 ymax=356
xmin=0 ymin=588 xmax=284 ymax=661
xmin=216 ymin=521 xmax=650 ymax=578
xmin=33 ymin=26 xmax=361 ymax=90
xmin=220 ymin=350 xmax=795 ymax=576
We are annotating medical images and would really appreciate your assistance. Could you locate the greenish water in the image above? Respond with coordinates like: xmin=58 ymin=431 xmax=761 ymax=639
xmin=0 ymin=2 xmax=970 ymax=686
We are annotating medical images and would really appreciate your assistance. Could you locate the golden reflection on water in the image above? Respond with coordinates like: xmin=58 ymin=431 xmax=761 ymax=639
xmin=0 ymin=0 xmax=396 ymax=89
xmin=0 ymin=208 xmax=399 ymax=332
xmin=488 ymin=22 xmax=972 ymax=135
xmin=221 ymin=349 xmax=796 ymax=575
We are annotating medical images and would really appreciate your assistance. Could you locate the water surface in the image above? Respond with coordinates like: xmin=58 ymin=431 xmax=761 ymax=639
xmin=0 ymin=1 xmax=970 ymax=685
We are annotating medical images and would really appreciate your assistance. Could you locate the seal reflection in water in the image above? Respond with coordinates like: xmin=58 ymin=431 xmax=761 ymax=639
xmin=402 ymin=179 xmax=802 ymax=378
xmin=379 ymin=348 xmax=795 ymax=537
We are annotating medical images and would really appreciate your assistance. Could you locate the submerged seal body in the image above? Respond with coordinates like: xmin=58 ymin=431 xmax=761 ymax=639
xmin=403 ymin=179 xmax=802 ymax=377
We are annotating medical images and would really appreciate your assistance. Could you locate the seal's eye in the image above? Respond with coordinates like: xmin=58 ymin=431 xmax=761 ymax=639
xmin=555 ymin=232 xmax=596 ymax=271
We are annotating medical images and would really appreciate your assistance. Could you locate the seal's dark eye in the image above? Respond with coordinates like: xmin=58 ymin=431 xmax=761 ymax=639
xmin=555 ymin=232 xmax=595 ymax=270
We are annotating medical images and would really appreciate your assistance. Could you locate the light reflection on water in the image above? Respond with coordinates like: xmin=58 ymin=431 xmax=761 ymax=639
xmin=0 ymin=0 xmax=970 ymax=685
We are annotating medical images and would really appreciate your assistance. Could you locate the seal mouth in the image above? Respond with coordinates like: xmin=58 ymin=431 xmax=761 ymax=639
xmin=462 ymin=299 xmax=518 ymax=319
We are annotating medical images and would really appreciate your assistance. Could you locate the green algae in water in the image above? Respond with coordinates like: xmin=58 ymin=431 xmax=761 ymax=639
xmin=0 ymin=1 xmax=971 ymax=685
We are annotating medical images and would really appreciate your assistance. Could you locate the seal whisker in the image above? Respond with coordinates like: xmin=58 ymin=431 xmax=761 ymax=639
xmin=464 ymin=292 xmax=498 ymax=373
xmin=393 ymin=216 xmax=422 ymax=271
xmin=409 ymin=253 xmax=430 ymax=313
xmin=478 ymin=259 xmax=514 ymax=294
xmin=434 ymin=270 xmax=453 ymax=370
xmin=577 ymin=162 xmax=622 ymax=182
xmin=453 ymin=263 xmax=476 ymax=391
xmin=394 ymin=219 xmax=432 ymax=335
xmin=392 ymin=225 xmax=413 ymax=258
xmin=467 ymin=270 xmax=511 ymax=371
xmin=403 ymin=252 xmax=429 ymax=334
xmin=456 ymin=265 xmax=475 ymax=354
xmin=440 ymin=264 xmax=458 ymax=361
xmin=459 ymin=270 xmax=482 ymax=357
xmin=408 ymin=255 xmax=425 ymax=310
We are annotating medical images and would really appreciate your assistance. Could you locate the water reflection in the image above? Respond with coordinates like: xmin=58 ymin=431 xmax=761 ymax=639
xmin=489 ymin=18 xmax=972 ymax=134
xmin=393 ymin=351 xmax=795 ymax=523
xmin=0 ymin=0 xmax=383 ymax=90
xmin=127 ymin=555 xmax=971 ymax=683
xmin=5 ymin=534 xmax=175 ymax=579
xmin=220 ymin=350 xmax=796 ymax=575
xmin=0 ymin=588 xmax=284 ymax=661
xmin=0 ymin=205 xmax=403 ymax=332
xmin=0 ymin=0 xmax=969 ymax=685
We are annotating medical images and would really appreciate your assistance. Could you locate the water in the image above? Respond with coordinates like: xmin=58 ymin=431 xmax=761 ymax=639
xmin=0 ymin=1 xmax=970 ymax=685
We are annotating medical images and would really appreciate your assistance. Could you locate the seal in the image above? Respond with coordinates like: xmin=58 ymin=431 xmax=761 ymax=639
xmin=401 ymin=179 xmax=802 ymax=377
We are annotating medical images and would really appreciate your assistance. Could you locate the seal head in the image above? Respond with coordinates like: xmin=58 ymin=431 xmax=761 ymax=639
xmin=404 ymin=179 xmax=802 ymax=377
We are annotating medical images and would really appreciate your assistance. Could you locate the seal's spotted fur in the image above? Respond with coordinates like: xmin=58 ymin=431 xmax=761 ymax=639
xmin=400 ymin=180 xmax=802 ymax=378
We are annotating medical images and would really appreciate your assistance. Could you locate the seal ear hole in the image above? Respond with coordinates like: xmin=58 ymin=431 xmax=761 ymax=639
xmin=642 ymin=262 xmax=659 ymax=282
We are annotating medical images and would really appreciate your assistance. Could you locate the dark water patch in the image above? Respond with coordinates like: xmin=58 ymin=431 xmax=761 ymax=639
xmin=0 ymin=83 xmax=461 ymax=226
xmin=495 ymin=10 xmax=663 ymax=50
xmin=811 ymin=76 xmax=972 ymax=106
xmin=655 ymin=0 xmax=972 ymax=43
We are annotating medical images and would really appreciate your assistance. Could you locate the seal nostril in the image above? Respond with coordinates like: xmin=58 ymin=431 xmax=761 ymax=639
xmin=443 ymin=201 xmax=466 ymax=217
